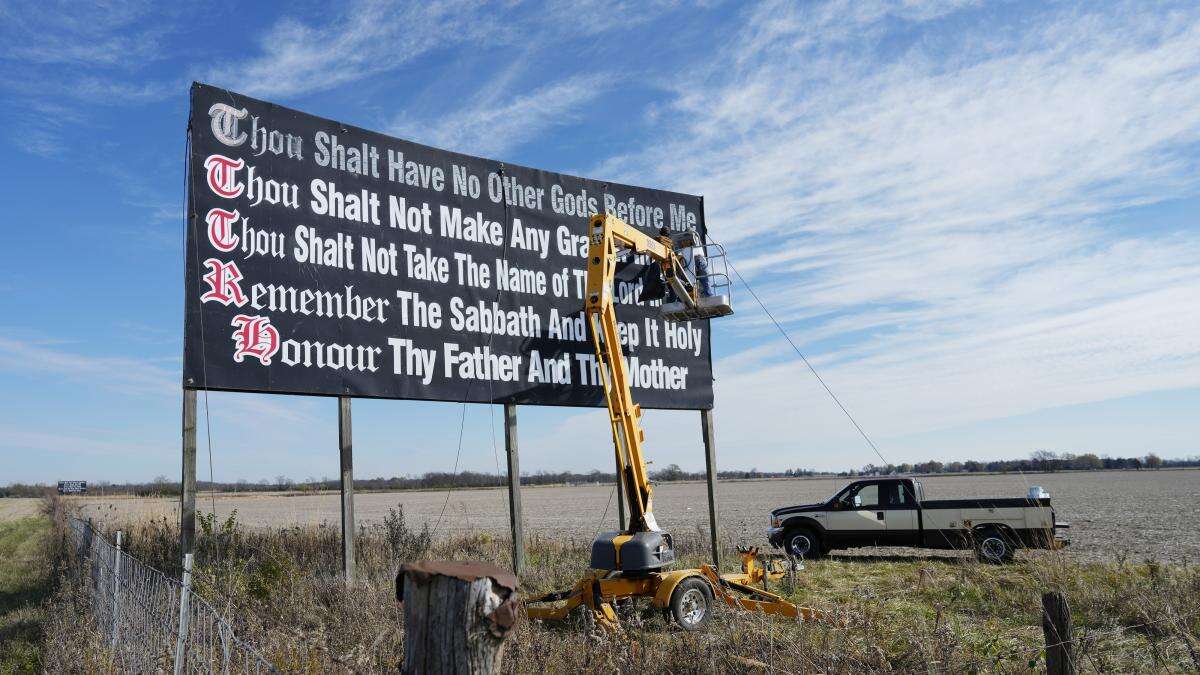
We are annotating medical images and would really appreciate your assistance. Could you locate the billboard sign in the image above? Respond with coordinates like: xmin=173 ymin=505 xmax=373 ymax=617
xmin=185 ymin=83 xmax=713 ymax=409
xmin=58 ymin=481 xmax=87 ymax=495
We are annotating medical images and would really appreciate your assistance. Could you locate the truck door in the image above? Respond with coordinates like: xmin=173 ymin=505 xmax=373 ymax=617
xmin=823 ymin=481 xmax=888 ymax=547
xmin=881 ymin=481 xmax=919 ymax=545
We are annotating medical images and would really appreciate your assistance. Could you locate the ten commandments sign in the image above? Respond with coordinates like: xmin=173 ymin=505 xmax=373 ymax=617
xmin=184 ymin=82 xmax=714 ymax=409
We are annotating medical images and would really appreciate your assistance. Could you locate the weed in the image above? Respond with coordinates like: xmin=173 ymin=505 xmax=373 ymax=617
xmin=31 ymin=509 xmax=1200 ymax=673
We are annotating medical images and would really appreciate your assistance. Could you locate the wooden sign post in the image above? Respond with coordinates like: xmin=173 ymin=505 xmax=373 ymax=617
xmin=339 ymin=396 xmax=355 ymax=582
xmin=180 ymin=388 xmax=197 ymax=558
xmin=503 ymin=404 xmax=524 ymax=576
xmin=702 ymin=408 xmax=721 ymax=570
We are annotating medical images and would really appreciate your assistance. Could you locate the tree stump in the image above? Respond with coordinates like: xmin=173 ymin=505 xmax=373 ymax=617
xmin=397 ymin=561 xmax=519 ymax=675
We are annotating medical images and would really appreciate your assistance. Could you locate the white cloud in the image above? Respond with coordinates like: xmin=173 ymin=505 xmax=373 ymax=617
xmin=202 ymin=0 xmax=490 ymax=99
xmin=585 ymin=0 xmax=1200 ymax=467
xmin=0 ymin=335 xmax=177 ymax=397
xmin=0 ymin=0 xmax=168 ymax=67
xmin=0 ymin=337 xmax=334 ymax=481
xmin=0 ymin=427 xmax=161 ymax=459
xmin=389 ymin=74 xmax=609 ymax=157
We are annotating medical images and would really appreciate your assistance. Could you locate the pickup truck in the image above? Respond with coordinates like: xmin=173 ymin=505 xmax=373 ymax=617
xmin=767 ymin=477 xmax=1069 ymax=563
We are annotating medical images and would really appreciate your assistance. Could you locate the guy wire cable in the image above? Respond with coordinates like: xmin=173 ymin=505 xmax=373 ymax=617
xmin=181 ymin=126 xmax=220 ymax=527
xmin=431 ymin=163 xmax=514 ymax=536
xmin=707 ymin=233 xmax=891 ymax=469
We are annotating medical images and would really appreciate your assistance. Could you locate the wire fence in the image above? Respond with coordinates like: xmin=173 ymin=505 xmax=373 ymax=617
xmin=68 ymin=517 xmax=277 ymax=674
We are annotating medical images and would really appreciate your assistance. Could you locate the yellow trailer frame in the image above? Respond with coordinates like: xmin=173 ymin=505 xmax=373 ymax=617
xmin=525 ymin=547 xmax=821 ymax=628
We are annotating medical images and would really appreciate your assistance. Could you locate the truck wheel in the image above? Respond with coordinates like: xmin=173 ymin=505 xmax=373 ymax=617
xmin=785 ymin=528 xmax=824 ymax=559
xmin=975 ymin=528 xmax=1015 ymax=564
xmin=669 ymin=577 xmax=713 ymax=631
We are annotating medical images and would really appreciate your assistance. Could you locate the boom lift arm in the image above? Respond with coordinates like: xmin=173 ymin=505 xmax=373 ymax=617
xmin=583 ymin=214 xmax=703 ymax=537
xmin=525 ymin=214 xmax=818 ymax=631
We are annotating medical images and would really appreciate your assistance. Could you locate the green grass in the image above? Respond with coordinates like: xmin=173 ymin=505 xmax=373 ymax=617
xmin=0 ymin=516 xmax=51 ymax=674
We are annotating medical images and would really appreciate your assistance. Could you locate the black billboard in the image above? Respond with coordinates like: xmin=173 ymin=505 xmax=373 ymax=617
xmin=58 ymin=481 xmax=87 ymax=495
xmin=184 ymin=83 xmax=713 ymax=410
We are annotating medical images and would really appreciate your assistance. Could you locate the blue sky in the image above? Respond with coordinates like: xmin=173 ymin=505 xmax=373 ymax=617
xmin=1 ymin=0 xmax=1198 ymax=485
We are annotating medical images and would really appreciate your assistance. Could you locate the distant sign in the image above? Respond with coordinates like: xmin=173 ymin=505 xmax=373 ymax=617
xmin=58 ymin=481 xmax=87 ymax=495
xmin=184 ymin=83 xmax=714 ymax=409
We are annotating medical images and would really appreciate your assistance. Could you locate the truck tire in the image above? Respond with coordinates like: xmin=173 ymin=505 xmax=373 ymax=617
xmin=975 ymin=527 xmax=1016 ymax=564
xmin=784 ymin=527 xmax=824 ymax=559
xmin=668 ymin=577 xmax=714 ymax=631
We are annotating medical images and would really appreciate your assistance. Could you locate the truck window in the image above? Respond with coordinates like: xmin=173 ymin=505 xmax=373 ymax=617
xmin=881 ymin=482 xmax=909 ymax=507
xmin=853 ymin=484 xmax=880 ymax=508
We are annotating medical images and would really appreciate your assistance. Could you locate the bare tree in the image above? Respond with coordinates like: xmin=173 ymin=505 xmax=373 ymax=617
xmin=1031 ymin=450 xmax=1059 ymax=472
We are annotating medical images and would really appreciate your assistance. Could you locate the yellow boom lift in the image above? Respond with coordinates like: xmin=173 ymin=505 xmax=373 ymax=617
xmin=525 ymin=214 xmax=819 ymax=630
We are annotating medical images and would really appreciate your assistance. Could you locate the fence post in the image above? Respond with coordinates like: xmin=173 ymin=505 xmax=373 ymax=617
xmin=1042 ymin=590 xmax=1075 ymax=675
xmin=111 ymin=530 xmax=123 ymax=649
xmin=174 ymin=553 xmax=194 ymax=675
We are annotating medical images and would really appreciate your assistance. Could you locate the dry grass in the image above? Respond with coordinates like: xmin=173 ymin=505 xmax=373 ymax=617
xmin=37 ymin=501 xmax=1200 ymax=674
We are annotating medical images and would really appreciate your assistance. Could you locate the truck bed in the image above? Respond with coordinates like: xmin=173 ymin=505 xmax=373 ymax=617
xmin=921 ymin=497 xmax=1050 ymax=510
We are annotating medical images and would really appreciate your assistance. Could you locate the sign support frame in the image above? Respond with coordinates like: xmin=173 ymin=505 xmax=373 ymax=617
xmin=180 ymin=387 xmax=197 ymax=559
xmin=339 ymin=396 xmax=356 ymax=582
xmin=701 ymin=407 xmax=721 ymax=571
xmin=503 ymin=403 xmax=524 ymax=576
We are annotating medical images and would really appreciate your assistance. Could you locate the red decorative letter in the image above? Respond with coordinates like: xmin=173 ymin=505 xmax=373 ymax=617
xmin=204 ymin=154 xmax=244 ymax=198
xmin=200 ymin=258 xmax=248 ymax=307
xmin=230 ymin=315 xmax=280 ymax=366
xmin=205 ymin=207 xmax=240 ymax=252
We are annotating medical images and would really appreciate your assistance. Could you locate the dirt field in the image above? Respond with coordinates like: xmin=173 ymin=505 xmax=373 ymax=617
xmin=67 ymin=468 xmax=1200 ymax=562
xmin=0 ymin=499 xmax=41 ymax=522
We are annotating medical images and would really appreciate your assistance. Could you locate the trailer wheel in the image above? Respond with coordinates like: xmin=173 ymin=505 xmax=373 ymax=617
xmin=975 ymin=527 xmax=1016 ymax=564
xmin=669 ymin=578 xmax=713 ymax=631
xmin=785 ymin=528 xmax=824 ymax=559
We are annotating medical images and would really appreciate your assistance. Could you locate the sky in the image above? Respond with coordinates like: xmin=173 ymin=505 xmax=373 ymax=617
xmin=1 ymin=0 xmax=1198 ymax=485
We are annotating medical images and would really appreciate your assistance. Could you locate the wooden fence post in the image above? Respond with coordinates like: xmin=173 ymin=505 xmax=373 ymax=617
xmin=111 ymin=530 xmax=123 ymax=649
xmin=397 ymin=561 xmax=518 ymax=675
xmin=174 ymin=552 xmax=194 ymax=675
xmin=1042 ymin=590 xmax=1076 ymax=675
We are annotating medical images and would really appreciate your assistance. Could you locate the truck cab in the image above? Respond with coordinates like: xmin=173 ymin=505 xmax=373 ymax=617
xmin=768 ymin=477 xmax=1069 ymax=563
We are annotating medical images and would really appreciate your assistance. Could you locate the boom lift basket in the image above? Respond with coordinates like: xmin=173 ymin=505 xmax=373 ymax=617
xmin=660 ymin=242 xmax=734 ymax=322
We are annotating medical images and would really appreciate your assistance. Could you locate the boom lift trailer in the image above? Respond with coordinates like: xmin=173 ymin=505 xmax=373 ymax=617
xmin=524 ymin=214 xmax=820 ymax=630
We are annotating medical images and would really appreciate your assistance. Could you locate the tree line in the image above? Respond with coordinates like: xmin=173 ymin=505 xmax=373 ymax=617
xmin=3 ymin=451 xmax=1195 ymax=498
xmin=844 ymin=451 xmax=1198 ymax=477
